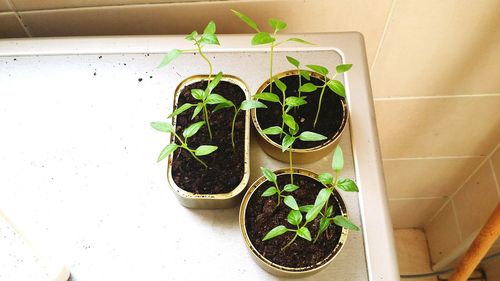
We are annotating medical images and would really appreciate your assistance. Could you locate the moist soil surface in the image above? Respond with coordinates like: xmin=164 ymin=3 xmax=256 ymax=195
xmin=245 ymin=174 xmax=343 ymax=269
xmin=172 ymin=80 xmax=245 ymax=194
xmin=256 ymin=74 xmax=345 ymax=149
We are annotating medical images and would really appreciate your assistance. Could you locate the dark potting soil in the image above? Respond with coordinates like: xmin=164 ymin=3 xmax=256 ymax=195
xmin=172 ymin=80 xmax=245 ymax=194
xmin=256 ymin=74 xmax=345 ymax=149
xmin=245 ymin=174 xmax=343 ymax=269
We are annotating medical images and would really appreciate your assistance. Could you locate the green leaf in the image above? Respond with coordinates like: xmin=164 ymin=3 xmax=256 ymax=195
xmin=252 ymin=32 xmax=275 ymax=45
xmin=206 ymin=72 xmax=223 ymax=94
xmin=327 ymin=80 xmax=346 ymax=97
xmin=157 ymin=143 xmax=178 ymax=162
xmin=287 ymin=210 xmax=302 ymax=226
xmin=314 ymin=188 xmax=332 ymax=207
xmin=185 ymin=31 xmax=198 ymax=41
xmin=299 ymin=205 xmax=314 ymax=213
xmin=317 ymin=173 xmax=334 ymax=185
xmin=200 ymin=33 xmax=220 ymax=45
xmin=306 ymin=204 xmax=323 ymax=222
xmin=283 ymin=184 xmax=299 ymax=192
xmin=254 ymin=92 xmax=280 ymax=103
xmin=150 ymin=121 xmax=174 ymax=133
xmin=282 ymin=114 xmax=297 ymax=132
xmin=326 ymin=206 xmax=334 ymax=217
xmin=262 ymin=126 xmax=283 ymax=135
xmin=284 ymin=195 xmax=299 ymax=210
xmin=158 ymin=49 xmax=182 ymax=68
xmin=231 ymin=9 xmax=260 ymax=32
xmin=191 ymin=89 xmax=205 ymax=100
xmin=168 ymin=103 xmax=194 ymax=118
xmin=203 ymin=21 xmax=216 ymax=34
xmin=206 ymin=93 xmax=228 ymax=105
xmin=336 ymin=64 xmax=352 ymax=73
xmin=261 ymin=186 xmax=277 ymax=197
xmin=288 ymin=123 xmax=299 ymax=136
xmin=286 ymin=38 xmax=314 ymax=45
xmin=333 ymin=216 xmax=360 ymax=231
xmin=297 ymin=227 xmax=312 ymax=241
xmin=213 ymin=101 xmax=234 ymax=113
xmin=262 ymin=225 xmax=288 ymax=241
xmin=194 ymin=145 xmax=218 ymax=156
xmin=240 ymin=100 xmax=267 ymax=111
xmin=182 ymin=121 xmax=205 ymax=139
xmin=306 ymin=64 xmax=329 ymax=76
xmin=298 ymin=131 xmax=327 ymax=142
xmin=282 ymin=135 xmax=295 ymax=152
xmin=192 ymin=103 xmax=203 ymax=119
xmin=285 ymin=96 xmax=307 ymax=107
xmin=300 ymin=70 xmax=311 ymax=80
xmin=286 ymin=56 xmax=300 ymax=68
xmin=332 ymin=145 xmax=344 ymax=172
xmin=337 ymin=178 xmax=359 ymax=192
xmin=274 ymin=78 xmax=287 ymax=93
xmin=318 ymin=217 xmax=330 ymax=237
xmin=260 ymin=167 xmax=277 ymax=183
xmin=298 ymin=83 xmax=317 ymax=93
xmin=268 ymin=18 xmax=287 ymax=32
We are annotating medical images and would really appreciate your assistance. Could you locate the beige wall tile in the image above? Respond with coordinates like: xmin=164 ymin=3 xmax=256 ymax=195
xmin=375 ymin=96 xmax=500 ymax=158
xmin=453 ymin=163 xmax=499 ymax=239
xmin=384 ymin=157 xmax=484 ymax=198
xmin=491 ymin=145 xmax=500 ymax=187
xmin=0 ymin=0 xmax=11 ymax=12
xmin=425 ymin=202 xmax=461 ymax=263
xmin=0 ymin=13 xmax=27 ymax=38
xmin=12 ymin=0 xmax=197 ymax=10
xmin=394 ymin=229 xmax=436 ymax=281
xmin=18 ymin=0 xmax=392 ymax=65
xmin=389 ymin=198 xmax=447 ymax=228
xmin=371 ymin=0 xmax=500 ymax=97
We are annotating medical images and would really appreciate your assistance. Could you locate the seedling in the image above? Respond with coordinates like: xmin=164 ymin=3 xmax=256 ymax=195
xmin=260 ymin=167 xmax=300 ymax=209
xmin=299 ymin=63 xmax=352 ymax=127
xmin=231 ymin=10 xmax=313 ymax=92
xmin=150 ymin=121 xmax=217 ymax=168
xmin=286 ymin=56 xmax=313 ymax=99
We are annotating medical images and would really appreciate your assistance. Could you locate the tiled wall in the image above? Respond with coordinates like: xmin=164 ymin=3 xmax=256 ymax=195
xmin=1 ymin=0 xmax=499 ymax=240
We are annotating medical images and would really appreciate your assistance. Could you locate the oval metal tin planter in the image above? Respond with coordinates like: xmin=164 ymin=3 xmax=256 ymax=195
xmin=251 ymin=70 xmax=349 ymax=164
xmin=167 ymin=74 xmax=251 ymax=209
xmin=239 ymin=168 xmax=349 ymax=277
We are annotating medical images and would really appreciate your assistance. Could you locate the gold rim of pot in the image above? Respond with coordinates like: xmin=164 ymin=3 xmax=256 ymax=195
xmin=166 ymin=74 xmax=251 ymax=209
xmin=251 ymin=70 xmax=349 ymax=163
xmin=239 ymin=168 xmax=349 ymax=277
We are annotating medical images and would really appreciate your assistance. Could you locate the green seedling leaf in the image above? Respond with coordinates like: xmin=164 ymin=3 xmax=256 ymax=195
xmin=306 ymin=204 xmax=323 ymax=222
xmin=168 ymin=103 xmax=194 ymax=118
xmin=282 ymin=114 xmax=297 ymax=132
xmin=262 ymin=126 xmax=283 ymax=135
xmin=289 ymin=123 xmax=299 ymax=136
xmin=286 ymin=38 xmax=314 ymax=45
xmin=231 ymin=9 xmax=260 ymax=32
xmin=252 ymin=32 xmax=275 ymax=45
xmin=286 ymin=56 xmax=300 ymax=68
xmin=158 ymin=49 xmax=182 ymax=68
xmin=206 ymin=93 xmax=228 ymax=105
xmin=297 ymin=227 xmax=312 ymax=241
xmin=333 ymin=216 xmax=360 ymax=231
xmin=314 ymin=188 xmax=332 ymax=206
xmin=283 ymin=184 xmax=299 ymax=192
xmin=337 ymin=178 xmax=359 ymax=192
xmin=261 ymin=167 xmax=277 ymax=183
xmin=191 ymin=89 xmax=205 ymax=100
xmin=213 ymin=101 xmax=234 ymax=112
xmin=206 ymin=72 xmax=223 ymax=94
xmin=150 ymin=121 xmax=174 ymax=133
xmin=240 ymin=100 xmax=267 ymax=111
xmin=332 ymin=145 xmax=344 ymax=172
xmin=326 ymin=206 xmax=334 ymax=217
xmin=285 ymin=96 xmax=307 ymax=107
xmin=298 ymin=131 xmax=327 ymax=142
xmin=306 ymin=64 xmax=329 ymax=76
xmin=254 ymin=92 xmax=280 ymax=103
xmin=299 ymin=205 xmax=314 ymax=213
xmin=262 ymin=225 xmax=288 ymax=241
xmin=318 ymin=217 xmax=330 ymax=237
xmin=157 ymin=143 xmax=178 ymax=162
xmin=268 ymin=18 xmax=287 ymax=32
xmin=327 ymin=80 xmax=346 ymax=97
xmin=203 ymin=21 xmax=216 ymax=34
xmin=200 ymin=33 xmax=220 ymax=45
xmin=194 ymin=145 xmax=218 ymax=156
xmin=298 ymin=83 xmax=317 ymax=93
xmin=282 ymin=135 xmax=295 ymax=152
xmin=287 ymin=210 xmax=302 ymax=226
xmin=261 ymin=186 xmax=278 ymax=197
xmin=284 ymin=195 xmax=299 ymax=210
xmin=192 ymin=103 xmax=203 ymax=119
xmin=274 ymin=78 xmax=287 ymax=93
xmin=336 ymin=64 xmax=352 ymax=73
xmin=185 ymin=31 xmax=198 ymax=41
xmin=318 ymin=172 xmax=334 ymax=185
xmin=182 ymin=121 xmax=205 ymax=139
xmin=300 ymin=70 xmax=311 ymax=80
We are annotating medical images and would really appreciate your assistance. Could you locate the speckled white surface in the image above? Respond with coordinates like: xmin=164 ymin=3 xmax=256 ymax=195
xmin=0 ymin=34 xmax=397 ymax=280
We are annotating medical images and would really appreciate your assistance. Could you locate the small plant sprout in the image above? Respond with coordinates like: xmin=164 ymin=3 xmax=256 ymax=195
xmin=286 ymin=56 xmax=313 ymax=99
xmin=262 ymin=208 xmax=312 ymax=251
xmin=150 ymin=121 xmax=217 ymax=169
xmin=167 ymin=72 xmax=228 ymax=140
xmin=300 ymin=63 xmax=352 ymax=127
xmin=231 ymin=10 xmax=313 ymax=92
xmin=260 ymin=167 xmax=300 ymax=210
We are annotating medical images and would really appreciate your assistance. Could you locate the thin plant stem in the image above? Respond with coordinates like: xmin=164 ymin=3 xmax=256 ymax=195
xmin=281 ymin=231 xmax=297 ymax=251
xmin=298 ymin=69 xmax=302 ymax=98
xmin=313 ymin=228 xmax=321 ymax=243
xmin=289 ymin=144 xmax=293 ymax=184
xmin=203 ymin=105 xmax=213 ymax=140
xmin=269 ymin=42 xmax=275 ymax=93
xmin=313 ymin=84 xmax=327 ymax=128
xmin=275 ymin=182 xmax=282 ymax=207
xmin=185 ymin=147 xmax=208 ymax=168
xmin=196 ymin=42 xmax=213 ymax=79
xmin=231 ymin=107 xmax=239 ymax=148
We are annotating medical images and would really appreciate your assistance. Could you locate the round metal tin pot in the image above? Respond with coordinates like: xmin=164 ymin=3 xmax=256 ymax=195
xmin=251 ymin=70 xmax=349 ymax=164
xmin=239 ymin=168 xmax=349 ymax=277
xmin=167 ymin=74 xmax=251 ymax=209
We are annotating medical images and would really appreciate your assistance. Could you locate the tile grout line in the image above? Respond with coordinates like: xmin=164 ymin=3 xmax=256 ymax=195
xmin=489 ymin=159 xmax=500 ymax=199
xmin=389 ymin=197 xmax=444 ymax=201
xmin=6 ymin=0 xmax=32 ymax=37
xmin=383 ymin=155 xmax=484 ymax=161
xmin=369 ymin=0 xmax=397 ymax=73
xmin=451 ymin=200 xmax=463 ymax=242
xmin=374 ymin=93 xmax=500 ymax=101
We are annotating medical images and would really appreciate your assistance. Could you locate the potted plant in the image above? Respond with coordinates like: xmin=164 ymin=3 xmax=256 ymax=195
xmin=239 ymin=144 xmax=360 ymax=277
xmin=232 ymin=11 xmax=351 ymax=163
xmin=151 ymin=21 xmax=266 ymax=208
